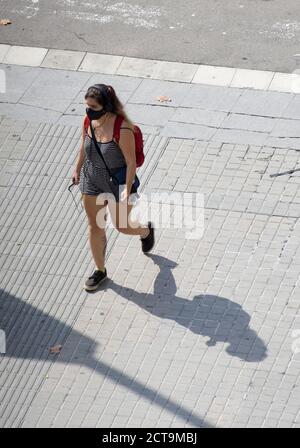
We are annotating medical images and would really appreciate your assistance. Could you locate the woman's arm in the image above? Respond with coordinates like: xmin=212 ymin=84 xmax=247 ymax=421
xmin=118 ymin=121 xmax=136 ymax=197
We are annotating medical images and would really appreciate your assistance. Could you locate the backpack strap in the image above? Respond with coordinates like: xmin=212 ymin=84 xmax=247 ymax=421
xmin=113 ymin=115 xmax=135 ymax=142
xmin=113 ymin=115 xmax=124 ymax=143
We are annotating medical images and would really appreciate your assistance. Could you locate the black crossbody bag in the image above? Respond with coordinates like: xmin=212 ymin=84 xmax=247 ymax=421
xmin=89 ymin=121 xmax=140 ymax=190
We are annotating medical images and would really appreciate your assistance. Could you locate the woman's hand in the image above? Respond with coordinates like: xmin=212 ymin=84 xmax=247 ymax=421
xmin=72 ymin=169 xmax=81 ymax=185
xmin=120 ymin=185 xmax=129 ymax=202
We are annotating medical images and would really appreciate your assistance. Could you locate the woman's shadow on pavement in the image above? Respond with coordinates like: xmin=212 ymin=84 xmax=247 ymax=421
xmin=0 ymin=253 xmax=266 ymax=427
xmin=106 ymin=254 xmax=267 ymax=362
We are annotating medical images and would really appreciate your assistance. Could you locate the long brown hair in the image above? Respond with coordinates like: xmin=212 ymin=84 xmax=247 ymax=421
xmin=84 ymin=84 xmax=134 ymax=127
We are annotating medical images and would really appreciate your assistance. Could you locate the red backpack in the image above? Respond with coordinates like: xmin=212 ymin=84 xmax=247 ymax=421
xmin=84 ymin=114 xmax=145 ymax=168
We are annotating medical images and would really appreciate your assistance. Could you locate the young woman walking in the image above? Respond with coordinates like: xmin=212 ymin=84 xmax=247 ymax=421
xmin=71 ymin=84 xmax=154 ymax=291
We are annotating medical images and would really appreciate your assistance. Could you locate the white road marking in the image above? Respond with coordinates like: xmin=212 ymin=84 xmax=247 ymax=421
xmin=10 ymin=0 xmax=165 ymax=28
xmin=58 ymin=0 xmax=164 ymax=29
xmin=260 ymin=21 xmax=300 ymax=40
xmin=11 ymin=0 xmax=40 ymax=19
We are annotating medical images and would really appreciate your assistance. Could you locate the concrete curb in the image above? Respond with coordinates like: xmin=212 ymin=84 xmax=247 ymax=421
xmin=1 ymin=44 xmax=300 ymax=94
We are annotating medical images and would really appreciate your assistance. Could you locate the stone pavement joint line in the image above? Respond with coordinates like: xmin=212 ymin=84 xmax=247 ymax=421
xmin=0 ymin=116 xmax=300 ymax=428
xmin=1 ymin=44 xmax=300 ymax=93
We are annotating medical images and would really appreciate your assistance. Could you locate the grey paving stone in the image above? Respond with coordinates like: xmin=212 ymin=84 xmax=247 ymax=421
xmin=125 ymin=103 xmax=177 ymax=127
xmin=81 ymin=73 xmax=142 ymax=101
xmin=160 ymin=122 xmax=216 ymax=140
xmin=231 ymin=89 xmax=293 ymax=118
xmin=128 ymin=78 xmax=192 ymax=108
xmin=280 ymin=95 xmax=300 ymax=120
xmin=271 ymin=118 xmax=300 ymax=138
xmin=180 ymin=84 xmax=242 ymax=112
xmin=222 ymin=113 xmax=276 ymax=133
xmin=170 ymin=108 xmax=227 ymax=128
xmin=0 ymin=102 xmax=61 ymax=124
xmin=0 ymin=64 xmax=43 ymax=104
xmin=212 ymin=128 xmax=268 ymax=146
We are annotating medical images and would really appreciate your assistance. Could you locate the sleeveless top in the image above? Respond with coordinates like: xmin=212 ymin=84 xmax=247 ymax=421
xmin=83 ymin=129 xmax=126 ymax=168
xmin=79 ymin=124 xmax=127 ymax=196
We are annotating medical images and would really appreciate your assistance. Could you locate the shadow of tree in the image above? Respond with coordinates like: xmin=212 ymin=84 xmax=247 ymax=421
xmin=0 ymin=286 xmax=211 ymax=428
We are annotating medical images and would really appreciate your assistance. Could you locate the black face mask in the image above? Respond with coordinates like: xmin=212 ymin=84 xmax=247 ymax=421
xmin=86 ymin=107 xmax=107 ymax=120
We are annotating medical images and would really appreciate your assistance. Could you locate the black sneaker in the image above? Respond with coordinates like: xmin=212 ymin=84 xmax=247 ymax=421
xmin=84 ymin=268 xmax=107 ymax=291
xmin=140 ymin=221 xmax=155 ymax=253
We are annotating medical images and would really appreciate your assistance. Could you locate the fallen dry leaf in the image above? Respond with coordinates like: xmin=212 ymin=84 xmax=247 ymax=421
xmin=49 ymin=344 xmax=62 ymax=354
xmin=156 ymin=95 xmax=172 ymax=102
xmin=0 ymin=19 xmax=12 ymax=26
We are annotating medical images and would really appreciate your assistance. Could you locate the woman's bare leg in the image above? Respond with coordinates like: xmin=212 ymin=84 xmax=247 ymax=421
xmin=108 ymin=197 xmax=150 ymax=237
xmin=82 ymin=194 xmax=108 ymax=271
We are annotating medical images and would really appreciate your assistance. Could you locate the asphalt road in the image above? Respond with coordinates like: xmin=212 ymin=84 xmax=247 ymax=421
xmin=1 ymin=0 xmax=300 ymax=72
